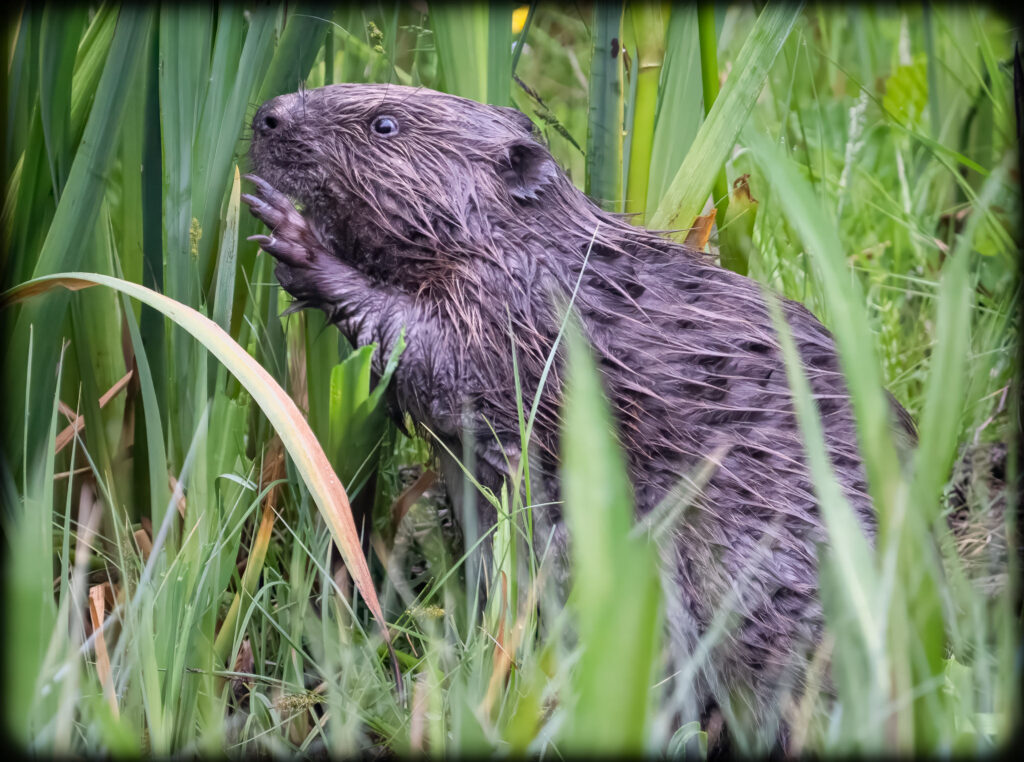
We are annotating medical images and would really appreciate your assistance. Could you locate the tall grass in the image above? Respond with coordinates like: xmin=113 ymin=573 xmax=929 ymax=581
xmin=2 ymin=2 xmax=1019 ymax=756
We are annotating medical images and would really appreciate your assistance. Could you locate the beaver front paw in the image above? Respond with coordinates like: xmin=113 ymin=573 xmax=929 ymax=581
xmin=242 ymin=174 xmax=327 ymax=269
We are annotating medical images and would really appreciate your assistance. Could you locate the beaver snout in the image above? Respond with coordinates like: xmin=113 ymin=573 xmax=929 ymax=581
xmin=252 ymin=93 xmax=301 ymax=137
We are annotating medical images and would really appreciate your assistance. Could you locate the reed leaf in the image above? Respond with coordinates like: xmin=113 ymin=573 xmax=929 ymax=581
xmin=38 ymin=6 xmax=87 ymax=199
xmin=4 ymin=5 xmax=153 ymax=471
xmin=696 ymin=2 xmax=729 ymax=217
xmin=256 ymin=5 xmax=326 ymax=103
xmin=650 ymin=3 xmax=801 ymax=230
xmin=486 ymin=1 xmax=513 ymax=105
xmin=645 ymin=4 xmax=703 ymax=218
xmin=431 ymin=2 xmax=489 ymax=101
xmin=193 ymin=6 xmax=277 ymax=292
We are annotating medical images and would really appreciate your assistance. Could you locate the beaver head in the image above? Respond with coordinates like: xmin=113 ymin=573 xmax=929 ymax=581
xmin=247 ymin=84 xmax=591 ymax=279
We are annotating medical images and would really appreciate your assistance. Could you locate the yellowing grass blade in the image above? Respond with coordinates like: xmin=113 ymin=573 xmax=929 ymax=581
xmin=1 ymin=272 xmax=398 ymax=680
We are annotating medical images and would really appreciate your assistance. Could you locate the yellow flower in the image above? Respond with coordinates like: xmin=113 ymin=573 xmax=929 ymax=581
xmin=512 ymin=5 xmax=529 ymax=34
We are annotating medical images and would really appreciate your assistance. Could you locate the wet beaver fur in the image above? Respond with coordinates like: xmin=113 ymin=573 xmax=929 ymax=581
xmin=242 ymin=83 xmax=1000 ymax=745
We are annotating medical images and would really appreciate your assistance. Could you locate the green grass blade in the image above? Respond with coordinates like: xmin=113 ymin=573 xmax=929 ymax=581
xmin=211 ymin=166 xmax=241 ymax=334
xmin=158 ymin=3 xmax=211 ymax=309
xmin=158 ymin=3 xmax=213 ymax=468
xmin=194 ymin=7 xmax=277 ymax=292
xmin=114 ymin=28 xmax=149 ymax=293
xmin=4 ymin=331 xmax=62 ymax=744
xmin=486 ymin=1 xmax=513 ymax=105
xmin=121 ymin=287 xmax=172 ymax=530
xmin=559 ymin=324 xmax=662 ymax=752
xmin=696 ymin=1 xmax=730 ymax=231
xmin=746 ymin=126 xmax=903 ymax=552
xmin=509 ymin=0 xmax=536 ymax=76
xmin=765 ymin=294 xmax=886 ymax=752
xmin=4 ymin=7 xmax=36 ymax=174
xmin=69 ymin=3 xmax=118 ymax=139
xmin=257 ymin=5 xmax=328 ymax=103
xmin=650 ymin=3 xmax=801 ymax=230
xmin=38 ymin=7 xmax=88 ymax=199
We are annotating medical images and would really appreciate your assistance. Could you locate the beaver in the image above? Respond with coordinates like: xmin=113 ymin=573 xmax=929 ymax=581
xmin=241 ymin=83 xmax=999 ymax=744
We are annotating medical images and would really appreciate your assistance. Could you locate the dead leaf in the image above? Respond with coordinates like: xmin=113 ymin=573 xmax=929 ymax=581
xmin=134 ymin=528 xmax=153 ymax=561
xmin=54 ymin=370 xmax=134 ymax=455
xmin=88 ymin=583 xmax=119 ymax=719
xmin=684 ymin=208 xmax=717 ymax=251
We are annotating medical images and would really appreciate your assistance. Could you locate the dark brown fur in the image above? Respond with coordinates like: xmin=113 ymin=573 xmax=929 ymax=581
xmin=243 ymin=84 xmax=920 ymax=744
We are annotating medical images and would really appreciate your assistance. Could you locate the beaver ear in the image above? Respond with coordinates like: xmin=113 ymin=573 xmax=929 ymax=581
xmin=501 ymin=140 xmax=557 ymax=201
xmin=496 ymin=106 xmax=538 ymax=136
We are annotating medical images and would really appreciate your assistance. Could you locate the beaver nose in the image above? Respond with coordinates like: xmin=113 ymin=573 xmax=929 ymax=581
xmin=253 ymin=99 xmax=290 ymax=135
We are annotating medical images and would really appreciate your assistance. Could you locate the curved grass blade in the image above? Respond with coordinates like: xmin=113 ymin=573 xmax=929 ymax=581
xmin=1 ymin=272 xmax=399 ymax=682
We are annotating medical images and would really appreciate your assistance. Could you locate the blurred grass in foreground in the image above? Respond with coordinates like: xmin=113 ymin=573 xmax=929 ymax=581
xmin=1 ymin=2 xmax=1019 ymax=756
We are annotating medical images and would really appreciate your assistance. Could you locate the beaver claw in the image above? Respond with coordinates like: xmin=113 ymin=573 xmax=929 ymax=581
xmin=242 ymin=174 xmax=322 ymax=268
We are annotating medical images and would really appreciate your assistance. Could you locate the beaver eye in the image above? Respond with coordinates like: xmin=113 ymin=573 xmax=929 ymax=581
xmin=371 ymin=115 xmax=400 ymax=137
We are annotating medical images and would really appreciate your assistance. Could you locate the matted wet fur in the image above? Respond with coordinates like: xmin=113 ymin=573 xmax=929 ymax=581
xmin=242 ymin=83 xmax=991 ymax=748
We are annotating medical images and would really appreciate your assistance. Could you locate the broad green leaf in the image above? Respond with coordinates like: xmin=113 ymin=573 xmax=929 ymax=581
xmin=328 ymin=333 xmax=405 ymax=491
xmin=882 ymin=54 xmax=928 ymax=127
